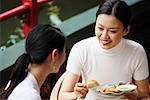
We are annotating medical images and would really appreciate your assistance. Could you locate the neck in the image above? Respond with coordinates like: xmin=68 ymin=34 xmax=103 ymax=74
xmin=28 ymin=63 xmax=49 ymax=88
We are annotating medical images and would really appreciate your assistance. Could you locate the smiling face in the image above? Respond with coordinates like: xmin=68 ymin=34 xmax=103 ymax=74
xmin=95 ymin=14 xmax=129 ymax=49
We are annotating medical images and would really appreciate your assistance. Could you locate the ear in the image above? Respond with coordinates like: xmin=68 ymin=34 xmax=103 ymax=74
xmin=51 ymin=49 xmax=59 ymax=64
xmin=123 ymin=25 xmax=130 ymax=36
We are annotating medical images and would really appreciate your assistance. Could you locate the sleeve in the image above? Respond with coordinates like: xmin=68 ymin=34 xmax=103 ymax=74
xmin=133 ymin=45 xmax=149 ymax=80
xmin=66 ymin=42 xmax=85 ymax=76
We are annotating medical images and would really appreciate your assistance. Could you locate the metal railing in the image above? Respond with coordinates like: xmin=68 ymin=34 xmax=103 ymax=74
xmin=0 ymin=0 xmax=53 ymax=37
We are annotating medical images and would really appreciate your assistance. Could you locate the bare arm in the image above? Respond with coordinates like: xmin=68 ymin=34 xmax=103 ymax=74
xmin=123 ymin=78 xmax=150 ymax=100
xmin=134 ymin=78 xmax=150 ymax=99
xmin=59 ymin=71 xmax=88 ymax=100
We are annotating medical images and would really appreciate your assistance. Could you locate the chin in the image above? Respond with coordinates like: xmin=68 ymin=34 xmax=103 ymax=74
xmin=100 ymin=43 xmax=113 ymax=49
xmin=101 ymin=46 xmax=112 ymax=49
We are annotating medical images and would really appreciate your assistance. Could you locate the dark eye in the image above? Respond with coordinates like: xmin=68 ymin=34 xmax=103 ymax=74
xmin=110 ymin=30 xmax=117 ymax=33
xmin=98 ymin=27 xmax=103 ymax=31
xmin=109 ymin=29 xmax=117 ymax=33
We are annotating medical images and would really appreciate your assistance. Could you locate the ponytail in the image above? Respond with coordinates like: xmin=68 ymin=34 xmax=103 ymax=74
xmin=0 ymin=53 xmax=30 ymax=99
xmin=0 ymin=24 xmax=66 ymax=99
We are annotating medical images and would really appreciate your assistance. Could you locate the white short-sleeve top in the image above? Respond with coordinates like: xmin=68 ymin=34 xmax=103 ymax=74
xmin=66 ymin=36 xmax=149 ymax=99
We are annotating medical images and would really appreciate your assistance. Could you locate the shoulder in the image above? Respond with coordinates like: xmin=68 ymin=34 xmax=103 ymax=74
xmin=8 ymin=87 xmax=41 ymax=100
xmin=24 ymin=89 xmax=41 ymax=100
xmin=125 ymin=39 xmax=145 ymax=51
xmin=8 ymin=77 xmax=41 ymax=100
xmin=124 ymin=39 xmax=146 ymax=56
xmin=72 ymin=36 xmax=96 ymax=49
xmin=69 ymin=37 xmax=96 ymax=55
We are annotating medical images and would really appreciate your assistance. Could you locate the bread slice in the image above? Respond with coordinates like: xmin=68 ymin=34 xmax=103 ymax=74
xmin=101 ymin=85 xmax=120 ymax=93
xmin=85 ymin=80 xmax=100 ymax=88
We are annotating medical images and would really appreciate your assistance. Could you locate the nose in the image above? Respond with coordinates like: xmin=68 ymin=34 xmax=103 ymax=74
xmin=101 ymin=30 xmax=109 ymax=39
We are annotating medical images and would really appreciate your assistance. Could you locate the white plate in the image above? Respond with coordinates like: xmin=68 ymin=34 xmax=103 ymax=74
xmin=116 ymin=84 xmax=137 ymax=92
xmin=91 ymin=82 xmax=125 ymax=98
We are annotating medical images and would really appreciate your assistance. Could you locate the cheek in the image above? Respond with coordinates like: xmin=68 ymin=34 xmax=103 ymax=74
xmin=62 ymin=53 xmax=66 ymax=64
xmin=59 ymin=52 xmax=66 ymax=66
xmin=95 ymin=28 xmax=101 ymax=37
xmin=62 ymin=49 xmax=66 ymax=62
xmin=111 ymin=34 xmax=122 ymax=43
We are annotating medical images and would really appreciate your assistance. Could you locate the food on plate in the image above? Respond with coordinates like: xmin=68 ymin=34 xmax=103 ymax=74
xmin=116 ymin=84 xmax=137 ymax=92
xmin=97 ymin=82 xmax=136 ymax=94
xmin=94 ymin=82 xmax=137 ymax=97
xmin=85 ymin=80 xmax=100 ymax=88
xmin=100 ymin=85 xmax=120 ymax=93
xmin=118 ymin=82 xmax=129 ymax=85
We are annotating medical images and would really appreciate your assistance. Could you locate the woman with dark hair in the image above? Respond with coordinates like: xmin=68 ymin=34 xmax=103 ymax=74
xmin=59 ymin=0 xmax=150 ymax=99
xmin=0 ymin=24 xmax=66 ymax=100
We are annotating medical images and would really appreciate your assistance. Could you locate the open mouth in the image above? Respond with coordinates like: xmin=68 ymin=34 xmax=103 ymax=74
xmin=100 ymin=40 xmax=112 ymax=45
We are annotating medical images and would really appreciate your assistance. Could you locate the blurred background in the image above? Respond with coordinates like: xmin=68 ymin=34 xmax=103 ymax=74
xmin=0 ymin=0 xmax=150 ymax=99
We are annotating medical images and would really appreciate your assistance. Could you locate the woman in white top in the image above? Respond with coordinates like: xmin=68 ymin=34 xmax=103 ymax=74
xmin=59 ymin=0 xmax=150 ymax=100
xmin=0 ymin=25 xmax=66 ymax=100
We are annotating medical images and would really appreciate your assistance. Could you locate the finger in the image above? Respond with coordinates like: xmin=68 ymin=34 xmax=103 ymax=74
xmin=76 ymin=83 xmax=87 ymax=88
xmin=74 ymin=88 xmax=88 ymax=96
xmin=74 ymin=83 xmax=89 ymax=99
xmin=81 ymin=88 xmax=88 ymax=94
xmin=74 ymin=88 xmax=88 ymax=98
xmin=74 ymin=87 xmax=88 ymax=95
xmin=124 ymin=92 xmax=137 ymax=97
xmin=122 ymin=93 xmax=137 ymax=100
xmin=74 ymin=86 xmax=84 ymax=91
xmin=74 ymin=85 xmax=88 ymax=92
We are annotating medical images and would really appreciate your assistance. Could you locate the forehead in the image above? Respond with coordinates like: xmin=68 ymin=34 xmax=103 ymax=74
xmin=96 ymin=14 xmax=124 ymax=28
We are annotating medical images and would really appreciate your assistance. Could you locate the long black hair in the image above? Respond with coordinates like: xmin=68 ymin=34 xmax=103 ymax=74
xmin=96 ymin=0 xmax=131 ymax=28
xmin=0 ymin=24 xmax=66 ymax=99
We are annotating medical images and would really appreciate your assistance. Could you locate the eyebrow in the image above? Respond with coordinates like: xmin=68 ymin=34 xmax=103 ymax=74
xmin=98 ymin=23 xmax=119 ymax=30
